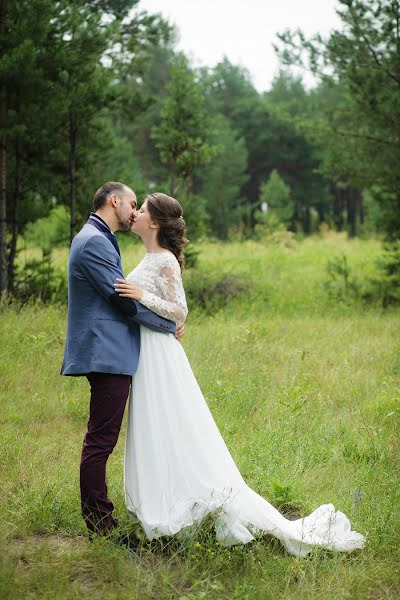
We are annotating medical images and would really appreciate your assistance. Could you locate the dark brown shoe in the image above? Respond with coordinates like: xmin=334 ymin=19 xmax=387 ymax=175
xmin=117 ymin=532 xmax=141 ymax=552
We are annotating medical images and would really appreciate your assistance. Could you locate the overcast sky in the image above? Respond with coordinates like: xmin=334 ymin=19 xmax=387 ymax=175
xmin=136 ymin=0 xmax=342 ymax=91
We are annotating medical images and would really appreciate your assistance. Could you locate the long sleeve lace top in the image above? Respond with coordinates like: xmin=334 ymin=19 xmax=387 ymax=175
xmin=126 ymin=251 xmax=188 ymax=325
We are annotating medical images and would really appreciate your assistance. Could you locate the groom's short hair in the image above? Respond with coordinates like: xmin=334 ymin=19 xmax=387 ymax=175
xmin=93 ymin=182 xmax=134 ymax=211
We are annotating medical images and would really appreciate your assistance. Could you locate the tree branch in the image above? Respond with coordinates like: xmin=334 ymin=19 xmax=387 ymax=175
xmin=334 ymin=129 xmax=394 ymax=146
xmin=349 ymin=3 xmax=400 ymax=86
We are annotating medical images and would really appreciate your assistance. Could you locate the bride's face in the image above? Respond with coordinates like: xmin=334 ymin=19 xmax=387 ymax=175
xmin=130 ymin=200 xmax=157 ymax=236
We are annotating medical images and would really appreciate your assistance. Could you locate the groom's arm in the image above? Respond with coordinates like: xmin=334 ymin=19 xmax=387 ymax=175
xmin=80 ymin=236 xmax=176 ymax=334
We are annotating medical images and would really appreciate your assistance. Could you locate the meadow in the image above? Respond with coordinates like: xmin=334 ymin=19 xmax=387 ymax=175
xmin=0 ymin=233 xmax=399 ymax=599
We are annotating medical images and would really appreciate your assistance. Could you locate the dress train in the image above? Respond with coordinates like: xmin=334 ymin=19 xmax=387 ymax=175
xmin=124 ymin=327 xmax=365 ymax=557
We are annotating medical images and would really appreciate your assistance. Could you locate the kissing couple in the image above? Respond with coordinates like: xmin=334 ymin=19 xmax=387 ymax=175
xmin=61 ymin=181 xmax=365 ymax=556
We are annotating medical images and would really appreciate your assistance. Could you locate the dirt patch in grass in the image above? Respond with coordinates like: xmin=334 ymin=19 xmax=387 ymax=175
xmin=7 ymin=533 xmax=87 ymax=556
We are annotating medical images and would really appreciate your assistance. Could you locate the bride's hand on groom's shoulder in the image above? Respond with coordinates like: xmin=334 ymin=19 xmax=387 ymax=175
xmin=114 ymin=278 xmax=143 ymax=301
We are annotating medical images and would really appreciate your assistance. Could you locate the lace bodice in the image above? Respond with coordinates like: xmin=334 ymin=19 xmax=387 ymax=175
xmin=126 ymin=252 xmax=188 ymax=325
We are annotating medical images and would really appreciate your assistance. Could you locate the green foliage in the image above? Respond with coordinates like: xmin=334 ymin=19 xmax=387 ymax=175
xmin=1 ymin=0 xmax=176 ymax=289
xmin=151 ymin=54 xmax=217 ymax=196
xmin=183 ymin=243 xmax=200 ymax=270
xmin=362 ymin=188 xmax=386 ymax=234
xmin=0 ymin=237 xmax=399 ymax=598
xmin=2 ymin=0 xmax=400 ymax=305
xmin=177 ymin=192 xmax=210 ymax=240
xmin=24 ymin=206 xmax=70 ymax=251
xmin=263 ymin=73 xmax=331 ymax=233
xmin=378 ymin=242 xmax=400 ymax=305
xmin=13 ymin=248 xmax=67 ymax=304
xmin=276 ymin=0 xmax=400 ymax=237
xmin=198 ymin=115 xmax=248 ymax=239
xmin=325 ymin=242 xmax=400 ymax=308
xmin=267 ymin=480 xmax=305 ymax=516
xmin=260 ymin=169 xmax=293 ymax=226
xmin=325 ymin=254 xmax=360 ymax=302
xmin=254 ymin=220 xmax=297 ymax=249
xmin=364 ymin=242 xmax=400 ymax=307
xmin=184 ymin=269 xmax=249 ymax=315
xmin=13 ymin=206 xmax=70 ymax=303
xmin=201 ymin=59 xmax=267 ymax=205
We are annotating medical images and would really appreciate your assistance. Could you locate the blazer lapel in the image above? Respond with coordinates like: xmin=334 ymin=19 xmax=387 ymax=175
xmin=87 ymin=215 xmax=121 ymax=256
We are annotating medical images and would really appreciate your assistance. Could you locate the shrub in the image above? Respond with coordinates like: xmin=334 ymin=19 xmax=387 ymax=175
xmin=267 ymin=479 xmax=305 ymax=518
xmin=325 ymin=254 xmax=360 ymax=301
xmin=363 ymin=242 xmax=400 ymax=307
xmin=13 ymin=249 xmax=67 ymax=304
xmin=184 ymin=270 xmax=249 ymax=314
xmin=184 ymin=243 xmax=200 ymax=270
xmin=24 ymin=205 xmax=70 ymax=249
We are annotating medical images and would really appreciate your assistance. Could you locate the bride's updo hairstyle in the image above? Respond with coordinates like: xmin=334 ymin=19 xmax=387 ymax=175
xmin=146 ymin=192 xmax=187 ymax=271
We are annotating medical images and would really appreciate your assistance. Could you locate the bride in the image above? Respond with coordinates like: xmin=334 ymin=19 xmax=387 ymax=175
xmin=114 ymin=192 xmax=365 ymax=557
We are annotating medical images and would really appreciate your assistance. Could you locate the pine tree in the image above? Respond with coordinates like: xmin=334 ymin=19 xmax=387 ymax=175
xmin=276 ymin=0 xmax=400 ymax=238
xmin=198 ymin=115 xmax=248 ymax=239
xmin=151 ymin=55 xmax=216 ymax=196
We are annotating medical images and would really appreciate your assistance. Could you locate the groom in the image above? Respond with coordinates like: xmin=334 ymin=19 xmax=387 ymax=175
xmin=61 ymin=181 xmax=183 ymax=542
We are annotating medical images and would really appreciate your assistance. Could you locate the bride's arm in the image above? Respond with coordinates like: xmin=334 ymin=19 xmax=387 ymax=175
xmin=80 ymin=236 xmax=176 ymax=335
xmin=114 ymin=262 xmax=188 ymax=325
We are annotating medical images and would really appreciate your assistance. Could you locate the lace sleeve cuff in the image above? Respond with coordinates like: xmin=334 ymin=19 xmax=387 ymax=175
xmin=140 ymin=289 xmax=188 ymax=324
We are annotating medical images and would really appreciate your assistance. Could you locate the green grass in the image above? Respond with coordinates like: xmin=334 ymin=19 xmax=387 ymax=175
xmin=1 ymin=234 xmax=399 ymax=599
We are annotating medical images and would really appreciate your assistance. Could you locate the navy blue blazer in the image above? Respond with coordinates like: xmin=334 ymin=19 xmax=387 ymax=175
xmin=61 ymin=221 xmax=176 ymax=376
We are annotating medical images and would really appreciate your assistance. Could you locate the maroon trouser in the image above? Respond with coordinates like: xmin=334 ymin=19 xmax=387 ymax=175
xmin=80 ymin=372 xmax=131 ymax=533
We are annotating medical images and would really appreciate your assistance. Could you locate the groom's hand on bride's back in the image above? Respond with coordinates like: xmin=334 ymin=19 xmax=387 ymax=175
xmin=175 ymin=323 xmax=185 ymax=341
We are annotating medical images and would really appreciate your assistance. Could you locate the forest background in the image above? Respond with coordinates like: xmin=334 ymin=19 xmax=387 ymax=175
xmin=0 ymin=0 xmax=399 ymax=302
xmin=1 ymin=1 xmax=400 ymax=599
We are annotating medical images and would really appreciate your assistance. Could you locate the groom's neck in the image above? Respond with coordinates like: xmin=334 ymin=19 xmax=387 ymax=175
xmin=94 ymin=210 xmax=117 ymax=233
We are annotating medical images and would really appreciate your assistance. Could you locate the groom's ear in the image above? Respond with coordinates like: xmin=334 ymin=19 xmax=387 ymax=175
xmin=109 ymin=194 xmax=119 ymax=208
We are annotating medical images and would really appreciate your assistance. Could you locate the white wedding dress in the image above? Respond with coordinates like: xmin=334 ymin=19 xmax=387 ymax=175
xmin=124 ymin=251 xmax=365 ymax=556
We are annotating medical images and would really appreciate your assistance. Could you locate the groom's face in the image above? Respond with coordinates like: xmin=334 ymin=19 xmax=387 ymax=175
xmin=114 ymin=190 xmax=137 ymax=232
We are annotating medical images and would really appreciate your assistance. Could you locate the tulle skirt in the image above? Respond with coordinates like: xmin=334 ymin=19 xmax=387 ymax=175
xmin=124 ymin=327 xmax=365 ymax=556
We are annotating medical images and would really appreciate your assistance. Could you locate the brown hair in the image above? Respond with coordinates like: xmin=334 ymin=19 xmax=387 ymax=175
xmin=92 ymin=182 xmax=133 ymax=211
xmin=146 ymin=192 xmax=187 ymax=271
